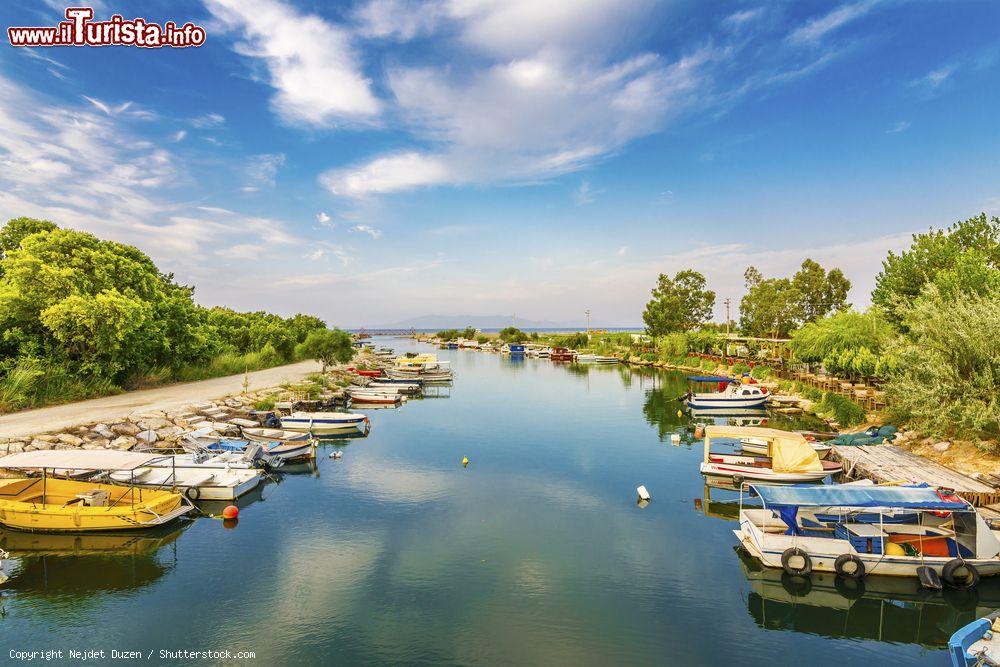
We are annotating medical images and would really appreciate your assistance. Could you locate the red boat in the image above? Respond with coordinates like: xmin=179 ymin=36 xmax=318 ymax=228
xmin=550 ymin=347 xmax=576 ymax=362
xmin=348 ymin=367 xmax=383 ymax=378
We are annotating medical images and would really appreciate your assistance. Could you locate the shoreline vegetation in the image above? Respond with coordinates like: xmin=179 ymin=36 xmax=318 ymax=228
xmin=0 ymin=216 xmax=353 ymax=414
xmin=425 ymin=212 xmax=1000 ymax=473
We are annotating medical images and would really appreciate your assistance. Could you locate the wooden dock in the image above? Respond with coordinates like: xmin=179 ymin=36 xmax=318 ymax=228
xmin=834 ymin=444 xmax=1000 ymax=507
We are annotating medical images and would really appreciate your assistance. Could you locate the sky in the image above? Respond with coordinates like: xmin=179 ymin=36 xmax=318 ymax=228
xmin=1 ymin=0 xmax=998 ymax=327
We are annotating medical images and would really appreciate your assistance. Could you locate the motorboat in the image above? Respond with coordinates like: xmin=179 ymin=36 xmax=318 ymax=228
xmin=0 ymin=450 xmax=193 ymax=532
xmin=685 ymin=376 xmax=768 ymax=409
xmin=238 ymin=426 xmax=314 ymax=445
xmin=574 ymin=353 xmax=596 ymax=362
xmin=950 ymin=611 xmax=1000 ymax=666
xmin=108 ymin=457 xmax=263 ymax=501
xmin=592 ymin=355 xmax=619 ymax=364
xmin=741 ymin=436 xmax=831 ymax=460
xmin=699 ymin=425 xmax=841 ymax=483
xmin=367 ymin=380 xmax=421 ymax=394
xmin=346 ymin=388 xmax=402 ymax=405
xmin=280 ymin=411 xmax=371 ymax=435
xmin=735 ymin=482 xmax=1000 ymax=586
xmin=347 ymin=367 xmax=383 ymax=378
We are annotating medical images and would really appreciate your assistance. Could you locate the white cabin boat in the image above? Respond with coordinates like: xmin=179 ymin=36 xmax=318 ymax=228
xmin=686 ymin=380 xmax=768 ymax=409
xmin=109 ymin=461 xmax=262 ymax=501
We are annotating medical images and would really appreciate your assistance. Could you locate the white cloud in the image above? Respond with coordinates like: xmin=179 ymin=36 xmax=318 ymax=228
xmin=787 ymin=1 xmax=876 ymax=45
xmin=195 ymin=205 xmax=235 ymax=215
xmin=191 ymin=112 xmax=226 ymax=128
xmin=308 ymin=248 xmax=326 ymax=261
xmin=205 ymin=0 xmax=380 ymax=127
xmin=723 ymin=8 xmax=764 ymax=29
xmin=173 ymin=129 xmax=187 ymax=142
xmin=353 ymin=0 xmax=445 ymax=40
xmin=216 ymin=243 xmax=264 ymax=259
xmin=616 ymin=246 xmax=628 ymax=257
xmin=245 ymin=153 xmax=285 ymax=190
xmin=573 ymin=180 xmax=600 ymax=206
xmin=316 ymin=211 xmax=332 ymax=226
xmin=350 ymin=224 xmax=383 ymax=239
xmin=911 ymin=64 xmax=955 ymax=92
xmin=322 ymin=151 xmax=452 ymax=196
xmin=885 ymin=120 xmax=910 ymax=134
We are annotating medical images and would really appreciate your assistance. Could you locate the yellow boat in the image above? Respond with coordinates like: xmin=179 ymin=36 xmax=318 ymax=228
xmin=0 ymin=450 xmax=193 ymax=533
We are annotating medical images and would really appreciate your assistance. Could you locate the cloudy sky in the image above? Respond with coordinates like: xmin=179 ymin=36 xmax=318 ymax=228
xmin=1 ymin=0 xmax=998 ymax=327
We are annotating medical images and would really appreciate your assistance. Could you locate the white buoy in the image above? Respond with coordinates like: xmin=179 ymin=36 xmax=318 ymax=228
xmin=637 ymin=485 xmax=650 ymax=501
xmin=329 ymin=450 xmax=343 ymax=459
xmin=670 ymin=433 xmax=681 ymax=444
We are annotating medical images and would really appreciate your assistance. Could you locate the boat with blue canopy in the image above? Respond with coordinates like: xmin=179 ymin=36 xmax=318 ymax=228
xmin=949 ymin=611 xmax=1000 ymax=666
xmin=735 ymin=481 xmax=1000 ymax=585
xmin=684 ymin=375 xmax=769 ymax=409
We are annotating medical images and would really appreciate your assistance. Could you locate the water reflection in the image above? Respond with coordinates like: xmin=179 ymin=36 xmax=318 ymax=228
xmin=0 ymin=522 xmax=189 ymax=597
xmin=736 ymin=547 xmax=994 ymax=647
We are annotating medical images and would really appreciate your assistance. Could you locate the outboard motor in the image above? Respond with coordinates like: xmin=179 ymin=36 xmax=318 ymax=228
xmin=263 ymin=413 xmax=281 ymax=428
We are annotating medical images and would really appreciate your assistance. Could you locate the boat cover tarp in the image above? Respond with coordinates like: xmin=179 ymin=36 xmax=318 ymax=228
xmin=750 ymin=484 xmax=969 ymax=510
xmin=687 ymin=375 xmax=732 ymax=383
xmin=0 ymin=450 xmax=167 ymax=471
xmin=706 ymin=426 xmax=822 ymax=473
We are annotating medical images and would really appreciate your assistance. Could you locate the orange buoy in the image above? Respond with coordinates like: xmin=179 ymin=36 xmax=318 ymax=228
xmin=222 ymin=505 xmax=239 ymax=520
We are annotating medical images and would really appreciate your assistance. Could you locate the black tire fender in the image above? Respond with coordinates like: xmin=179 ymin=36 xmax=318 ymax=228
xmin=834 ymin=553 xmax=866 ymax=579
xmin=942 ymin=559 xmax=980 ymax=589
xmin=184 ymin=486 xmax=201 ymax=501
xmin=834 ymin=575 xmax=866 ymax=600
xmin=781 ymin=547 xmax=812 ymax=576
xmin=780 ymin=572 xmax=812 ymax=597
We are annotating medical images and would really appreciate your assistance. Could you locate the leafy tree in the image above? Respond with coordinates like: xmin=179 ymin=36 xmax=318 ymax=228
xmin=298 ymin=328 xmax=354 ymax=372
xmin=791 ymin=258 xmax=851 ymax=323
xmin=642 ymin=269 xmax=715 ymax=335
xmin=287 ymin=313 xmax=327 ymax=343
xmin=498 ymin=326 xmax=528 ymax=342
xmin=0 ymin=216 xmax=57 ymax=258
xmin=435 ymin=329 xmax=461 ymax=340
xmin=462 ymin=327 xmax=477 ymax=339
xmin=873 ymin=213 xmax=1000 ymax=326
xmin=791 ymin=309 xmax=895 ymax=362
xmin=739 ymin=267 xmax=798 ymax=338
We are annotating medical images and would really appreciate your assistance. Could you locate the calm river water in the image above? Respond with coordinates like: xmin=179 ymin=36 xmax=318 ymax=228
xmin=0 ymin=338 xmax=983 ymax=665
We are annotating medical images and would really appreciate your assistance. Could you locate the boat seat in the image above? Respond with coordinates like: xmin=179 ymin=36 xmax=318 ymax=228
xmin=183 ymin=472 xmax=215 ymax=486
xmin=743 ymin=509 xmax=788 ymax=533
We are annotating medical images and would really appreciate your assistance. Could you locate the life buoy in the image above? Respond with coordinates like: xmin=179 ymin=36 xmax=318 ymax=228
xmin=781 ymin=547 xmax=812 ymax=576
xmin=184 ymin=486 xmax=201 ymax=501
xmin=942 ymin=559 xmax=980 ymax=589
xmin=834 ymin=553 xmax=866 ymax=579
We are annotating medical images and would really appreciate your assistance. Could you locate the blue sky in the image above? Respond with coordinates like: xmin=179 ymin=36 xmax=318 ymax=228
xmin=1 ymin=0 xmax=998 ymax=327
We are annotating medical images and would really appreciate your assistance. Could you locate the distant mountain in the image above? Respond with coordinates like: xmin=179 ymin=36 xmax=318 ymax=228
xmin=375 ymin=314 xmax=574 ymax=330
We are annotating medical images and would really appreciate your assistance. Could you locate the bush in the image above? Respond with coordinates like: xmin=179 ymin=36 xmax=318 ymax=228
xmin=820 ymin=392 xmax=866 ymax=427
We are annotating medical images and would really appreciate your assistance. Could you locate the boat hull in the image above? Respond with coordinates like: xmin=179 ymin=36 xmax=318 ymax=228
xmin=699 ymin=461 xmax=834 ymax=482
xmin=687 ymin=396 xmax=768 ymax=409
xmin=280 ymin=416 xmax=369 ymax=434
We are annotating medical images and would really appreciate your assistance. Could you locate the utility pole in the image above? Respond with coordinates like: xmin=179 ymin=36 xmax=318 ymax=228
xmin=724 ymin=298 xmax=731 ymax=338
xmin=585 ymin=309 xmax=591 ymax=333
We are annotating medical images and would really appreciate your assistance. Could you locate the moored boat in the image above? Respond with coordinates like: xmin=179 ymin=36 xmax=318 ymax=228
xmin=685 ymin=377 xmax=768 ymax=409
xmin=741 ymin=436 xmax=831 ymax=460
xmin=592 ymin=355 xmax=618 ymax=364
xmin=0 ymin=451 xmax=193 ymax=532
xmin=550 ymin=347 xmax=576 ymax=362
xmin=736 ymin=483 xmax=1000 ymax=585
xmin=280 ymin=411 xmax=370 ymax=435
xmin=699 ymin=425 xmax=841 ymax=483
xmin=950 ymin=611 xmax=1000 ymax=666
xmin=108 ymin=458 xmax=263 ymax=501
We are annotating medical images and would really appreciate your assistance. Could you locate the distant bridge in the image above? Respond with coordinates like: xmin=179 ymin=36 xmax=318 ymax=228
xmin=354 ymin=328 xmax=417 ymax=338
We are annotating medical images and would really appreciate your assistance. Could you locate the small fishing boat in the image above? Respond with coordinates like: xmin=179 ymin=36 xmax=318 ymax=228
xmin=347 ymin=388 xmax=402 ymax=405
xmin=367 ymin=380 xmax=421 ymax=394
xmin=699 ymin=425 xmax=841 ymax=483
xmin=189 ymin=433 xmax=314 ymax=463
xmin=550 ymin=347 xmax=576 ymax=362
xmin=374 ymin=376 xmax=424 ymax=386
xmin=575 ymin=353 xmax=596 ymax=362
xmin=740 ymin=436 xmax=831 ymax=460
xmin=239 ymin=426 xmax=314 ymax=446
xmin=280 ymin=411 xmax=370 ymax=435
xmin=508 ymin=344 xmax=525 ymax=355
xmin=0 ymin=451 xmax=193 ymax=532
xmin=950 ymin=611 xmax=1000 ymax=667
xmin=735 ymin=482 xmax=1000 ymax=585
xmin=685 ymin=377 xmax=768 ymax=409
xmin=348 ymin=367 xmax=383 ymax=378
xmin=592 ymin=355 xmax=618 ymax=364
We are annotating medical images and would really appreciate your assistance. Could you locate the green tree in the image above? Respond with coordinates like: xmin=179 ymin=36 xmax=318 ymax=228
xmin=0 ymin=216 xmax=57 ymax=258
xmin=872 ymin=213 xmax=1000 ymax=326
xmin=462 ymin=326 xmax=477 ymax=339
xmin=498 ymin=326 xmax=528 ymax=342
xmin=790 ymin=309 xmax=895 ymax=363
xmin=642 ymin=269 xmax=715 ymax=335
xmin=298 ymin=328 xmax=354 ymax=372
xmin=738 ymin=267 xmax=799 ymax=338
xmin=791 ymin=258 xmax=851 ymax=323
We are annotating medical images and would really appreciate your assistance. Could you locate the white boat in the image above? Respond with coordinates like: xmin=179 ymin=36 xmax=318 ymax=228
xmin=108 ymin=460 xmax=262 ymax=501
xmin=575 ymin=353 xmax=597 ymax=362
xmin=686 ymin=380 xmax=768 ymax=409
xmin=239 ymin=426 xmax=313 ymax=445
xmin=592 ymin=355 xmax=618 ymax=364
xmin=699 ymin=425 xmax=841 ymax=483
xmin=735 ymin=482 xmax=1000 ymax=583
xmin=183 ymin=432 xmax=314 ymax=464
xmin=386 ymin=368 xmax=453 ymax=382
xmin=367 ymin=381 xmax=421 ymax=394
xmin=741 ymin=436 xmax=831 ymax=460
xmin=280 ymin=411 xmax=370 ymax=435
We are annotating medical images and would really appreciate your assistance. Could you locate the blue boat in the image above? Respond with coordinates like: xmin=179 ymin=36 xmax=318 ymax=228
xmin=447 ymin=342 xmax=459 ymax=349
xmin=509 ymin=344 xmax=525 ymax=355
xmin=949 ymin=611 xmax=1000 ymax=666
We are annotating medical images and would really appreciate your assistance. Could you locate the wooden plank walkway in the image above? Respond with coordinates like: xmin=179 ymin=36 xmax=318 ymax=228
xmin=834 ymin=444 xmax=1000 ymax=507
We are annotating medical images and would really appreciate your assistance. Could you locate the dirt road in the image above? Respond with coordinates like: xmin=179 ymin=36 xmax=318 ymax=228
xmin=0 ymin=360 xmax=323 ymax=439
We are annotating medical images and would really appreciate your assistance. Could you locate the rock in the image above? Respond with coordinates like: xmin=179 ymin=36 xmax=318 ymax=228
xmin=34 ymin=434 xmax=58 ymax=442
xmin=136 ymin=429 xmax=159 ymax=445
xmin=6 ymin=442 xmax=25 ymax=454
xmin=933 ymin=441 xmax=951 ymax=452
xmin=137 ymin=417 xmax=170 ymax=431
xmin=56 ymin=433 xmax=83 ymax=447
xmin=30 ymin=439 xmax=54 ymax=451
xmin=81 ymin=443 xmax=104 ymax=450
xmin=111 ymin=422 xmax=140 ymax=436
xmin=92 ymin=423 xmax=114 ymax=439
xmin=156 ymin=426 xmax=184 ymax=441
xmin=110 ymin=435 xmax=137 ymax=451
xmin=91 ymin=437 xmax=110 ymax=448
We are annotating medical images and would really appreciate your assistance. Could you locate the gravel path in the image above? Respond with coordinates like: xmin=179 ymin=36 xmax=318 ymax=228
xmin=0 ymin=360 xmax=323 ymax=439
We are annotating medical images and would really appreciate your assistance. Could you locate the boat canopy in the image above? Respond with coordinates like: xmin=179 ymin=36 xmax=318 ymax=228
xmin=687 ymin=375 xmax=732 ymax=383
xmin=0 ymin=449 xmax=167 ymax=471
xmin=705 ymin=425 xmax=822 ymax=473
xmin=750 ymin=483 xmax=970 ymax=510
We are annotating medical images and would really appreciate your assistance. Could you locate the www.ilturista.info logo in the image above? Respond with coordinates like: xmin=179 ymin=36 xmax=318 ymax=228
xmin=7 ymin=7 xmax=206 ymax=48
